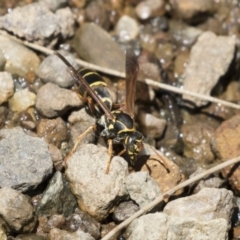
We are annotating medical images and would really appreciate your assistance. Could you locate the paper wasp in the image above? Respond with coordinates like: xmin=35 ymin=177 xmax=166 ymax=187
xmin=55 ymin=51 xmax=144 ymax=173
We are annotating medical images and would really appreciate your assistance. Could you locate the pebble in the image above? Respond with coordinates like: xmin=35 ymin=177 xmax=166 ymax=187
xmin=85 ymin=0 xmax=111 ymax=30
xmin=135 ymin=0 xmax=165 ymax=20
xmin=169 ymin=0 xmax=216 ymax=23
xmin=65 ymin=144 xmax=128 ymax=220
xmin=115 ymin=15 xmax=139 ymax=42
xmin=8 ymin=89 xmax=36 ymax=112
xmin=182 ymin=31 xmax=235 ymax=107
xmin=48 ymin=144 xmax=63 ymax=171
xmin=0 ymin=35 xmax=40 ymax=76
xmin=189 ymin=168 xmax=225 ymax=194
xmin=138 ymin=112 xmax=166 ymax=139
xmin=0 ymin=72 xmax=14 ymax=105
xmin=164 ymin=188 xmax=233 ymax=229
xmin=68 ymin=108 xmax=96 ymax=148
xmin=35 ymin=83 xmax=82 ymax=118
xmin=181 ymin=122 xmax=215 ymax=164
xmin=65 ymin=209 xmax=101 ymax=239
xmin=38 ymin=50 xmax=78 ymax=88
xmin=37 ymin=171 xmax=77 ymax=217
xmin=125 ymin=172 xmax=161 ymax=208
xmin=55 ymin=7 xmax=75 ymax=39
xmin=112 ymin=201 xmax=140 ymax=223
xmin=0 ymin=127 xmax=53 ymax=192
xmin=0 ymin=187 xmax=37 ymax=234
xmin=211 ymin=114 xmax=240 ymax=194
xmin=125 ymin=212 xmax=228 ymax=240
xmin=40 ymin=0 xmax=67 ymax=12
xmin=39 ymin=215 xmax=66 ymax=234
xmin=49 ymin=228 xmax=95 ymax=240
xmin=169 ymin=20 xmax=203 ymax=47
xmin=36 ymin=117 xmax=68 ymax=148
xmin=73 ymin=23 xmax=125 ymax=72
xmin=0 ymin=3 xmax=60 ymax=44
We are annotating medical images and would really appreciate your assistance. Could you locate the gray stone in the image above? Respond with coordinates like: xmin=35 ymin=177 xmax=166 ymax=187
xmin=164 ymin=187 xmax=233 ymax=229
xmin=37 ymin=171 xmax=77 ymax=217
xmin=125 ymin=212 xmax=228 ymax=240
xmin=38 ymin=50 xmax=78 ymax=88
xmin=0 ymin=72 xmax=14 ymax=104
xmin=182 ymin=31 xmax=235 ymax=107
xmin=138 ymin=112 xmax=166 ymax=139
xmin=0 ymin=187 xmax=37 ymax=233
xmin=113 ymin=201 xmax=140 ymax=223
xmin=125 ymin=171 xmax=162 ymax=208
xmin=73 ymin=23 xmax=125 ymax=72
xmin=0 ymin=127 xmax=53 ymax=192
xmin=35 ymin=83 xmax=82 ymax=118
xmin=55 ymin=8 xmax=75 ymax=39
xmin=0 ymin=3 xmax=60 ymax=45
xmin=49 ymin=228 xmax=95 ymax=240
xmin=65 ymin=144 xmax=129 ymax=220
xmin=0 ymin=35 xmax=40 ymax=76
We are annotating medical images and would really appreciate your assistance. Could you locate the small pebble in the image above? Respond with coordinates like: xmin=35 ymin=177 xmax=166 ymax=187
xmin=136 ymin=0 xmax=165 ymax=20
xmin=0 ymin=35 xmax=40 ymax=76
xmin=115 ymin=15 xmax=139 ymax=42
xmin=0 ymin=72 xmax=14 ymax=105
xmin=38 ymin=50 xmax=78 ymax=88
xmin=35 ymin=83 xmax=82 ymax=118
xmin=40 ymin=0 xmax=67 ymax=12
xmin=0 ymin=187 xmax=37 ymax=234
xmin=8 ymin=89 xmax=36 ymax=112
xmin=36 ymin=117 xmax=68 ymax=148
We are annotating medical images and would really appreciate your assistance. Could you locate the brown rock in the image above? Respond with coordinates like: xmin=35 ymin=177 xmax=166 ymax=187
xmin=48 ymin=144 xmax=63 ymax=171
xmin=181 ymin=122 xmax=215 ymax=164
xmin=211 ymin=114 xmax=240 ymax=194
xmin=136 ymin=147 xmax=185 ymax=194
xmin=37 ymin=117 xmax=68 ymax=148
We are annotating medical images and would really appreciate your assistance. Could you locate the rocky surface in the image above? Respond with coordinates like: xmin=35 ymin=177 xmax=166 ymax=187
xmin=65 ymin=144 xmax=129 ymax=220
xmin=0 ymin=127 xmax=53 ymax=192
xmin=182 ymin=31 xmax=235 ymax=107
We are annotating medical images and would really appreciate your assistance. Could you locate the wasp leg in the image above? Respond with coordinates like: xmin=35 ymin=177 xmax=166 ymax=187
xmin=63 ymin=125 xmax=96 ymax=166
xmin=105 ymin=139 xmax=113 ymax=174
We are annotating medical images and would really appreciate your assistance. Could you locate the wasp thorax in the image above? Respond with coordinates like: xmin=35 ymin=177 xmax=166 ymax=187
xmin=124 ymin=131 xmax=144 ymax=162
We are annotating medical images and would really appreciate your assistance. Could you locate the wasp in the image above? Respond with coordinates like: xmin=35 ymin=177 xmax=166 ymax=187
xmin=55 ymin=51 xmax=144 ymax=173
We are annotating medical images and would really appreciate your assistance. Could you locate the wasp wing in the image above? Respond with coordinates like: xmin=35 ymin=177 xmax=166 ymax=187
xmin=55 ymin=52 xmax=113 ymax=120
xmin=125 ymin=50 xmax=139 ymax=119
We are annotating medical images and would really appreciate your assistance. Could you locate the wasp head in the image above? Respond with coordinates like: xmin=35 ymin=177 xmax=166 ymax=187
xmin=124 ymin=131 xmax=144 ymax=163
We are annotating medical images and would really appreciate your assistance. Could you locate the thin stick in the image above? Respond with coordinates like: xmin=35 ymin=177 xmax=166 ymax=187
xmin=101 ymin=155 xmax=240 ymax=240
xmin=1 ymin=30 xmax=240 ymax=110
